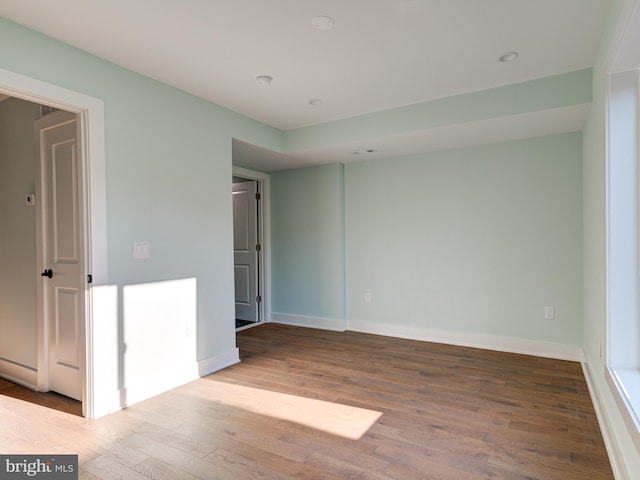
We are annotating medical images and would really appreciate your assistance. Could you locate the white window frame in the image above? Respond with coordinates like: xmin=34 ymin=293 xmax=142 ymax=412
xmin=606 ymin=67 xmax=640 ymax=453
xmin=606 ymin=0 xmax=640 ymax=454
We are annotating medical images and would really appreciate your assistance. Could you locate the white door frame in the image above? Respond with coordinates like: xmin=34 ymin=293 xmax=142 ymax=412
xmin=232 ymin=166 xmax=271 ymax=325
xmin=0 ymin=68 xmax=106 ymax=419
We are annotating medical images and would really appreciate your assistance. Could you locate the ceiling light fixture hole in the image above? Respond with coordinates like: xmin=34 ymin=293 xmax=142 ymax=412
xmin=352 ymin=148 xmax=378 ymax=155
xmin=499 ymin=52 xmax=519 ymax=62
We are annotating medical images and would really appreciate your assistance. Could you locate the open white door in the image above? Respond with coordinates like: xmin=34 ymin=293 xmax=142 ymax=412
xmin=233 ymin=180 xmax=259 ymax=323
xmin=35 ymin=110 xmax=84 ymax=401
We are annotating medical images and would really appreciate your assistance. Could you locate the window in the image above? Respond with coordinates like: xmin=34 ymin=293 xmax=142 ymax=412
xmin=607 ymin=67 xmax=640 ymax=451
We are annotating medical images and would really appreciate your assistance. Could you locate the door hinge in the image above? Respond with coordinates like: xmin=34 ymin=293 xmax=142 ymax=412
xmin=256 ymin=244 xmax=261 ymax=251
xmin=255 ymin=192 xmax=261 ymax=200
xmin=256 ymin=295 xmax=262 ymax=303
xmin=87 ymin=274 xmax=93 ymax=284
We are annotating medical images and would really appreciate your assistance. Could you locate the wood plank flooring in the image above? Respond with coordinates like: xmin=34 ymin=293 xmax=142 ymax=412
xmin=0 ymin=324 xmax=613 ymax=479
xmin=0 ymin=376 xmax=82 ymax=416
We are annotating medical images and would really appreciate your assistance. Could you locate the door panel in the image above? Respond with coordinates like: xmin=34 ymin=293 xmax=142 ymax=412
xmin=55 ymin=287 xmax=80 ymax=368
xmin=52 ymin=140 xmax=78 ymax=263
xmin=233 ymin=181 xmax=258 ymax=322
xmin=37 ymin=111 xmax=83 ymax=401
xmin=234 ymin=265 xmax=251 ymax=304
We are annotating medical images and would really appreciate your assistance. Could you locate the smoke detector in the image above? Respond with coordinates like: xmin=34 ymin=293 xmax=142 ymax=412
xmin=312 ymin=16 xmax=334 ymax=31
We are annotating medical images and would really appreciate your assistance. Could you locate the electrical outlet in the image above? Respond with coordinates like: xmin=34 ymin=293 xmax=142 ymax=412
xmin=364 ymin=292 xmax=372 ymax=304
xmin=544 ymin=305 xmax=554 ymax=320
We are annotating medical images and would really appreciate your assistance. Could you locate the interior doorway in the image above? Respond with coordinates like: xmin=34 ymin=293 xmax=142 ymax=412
xmin=0 ymin=67 xmax=107 ymax=419
xmin=233 ymin=178 xmax=260 ymax=329
xmin=0 ymin=98 xmax=84 ymax=405
xmin=232 ymin=166 xmax=270 ymax=331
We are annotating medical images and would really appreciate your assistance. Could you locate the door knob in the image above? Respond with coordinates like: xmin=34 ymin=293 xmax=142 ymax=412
xmin=41 ymin=269 xmax=53 ymax=279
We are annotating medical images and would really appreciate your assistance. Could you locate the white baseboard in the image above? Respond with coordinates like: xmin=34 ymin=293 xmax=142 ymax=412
xmin=582 ymin=360 xmax=631 ymax=480
xmin=271 ymin=313 xmax=346 ymax=332
xmin=197 ymin=347 xmax=241 ymax=377
xmin=347 ymin=319 xmax=584 ymax=362
xmin=268 ymin=315 xmax=582 ymax=361
xmin=94 ymin=347 xmax=240 ymax=418
xmin=0 ymin=357 xmax=37 ymax=390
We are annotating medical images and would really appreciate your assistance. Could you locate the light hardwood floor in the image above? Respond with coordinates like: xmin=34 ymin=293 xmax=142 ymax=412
xmin=1 ymin=324 xmax=613 ymax=479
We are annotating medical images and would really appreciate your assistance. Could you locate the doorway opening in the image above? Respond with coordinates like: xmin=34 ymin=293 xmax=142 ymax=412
xmin=0 ymin=96 xmax=85 ymax=407
xmin=0 ymin=67 xmax=107 ymax=419
xmin=233 ymin=176 xmax=261 ymax=331
xmin=232 ymin=166 xmax=270 ymax=332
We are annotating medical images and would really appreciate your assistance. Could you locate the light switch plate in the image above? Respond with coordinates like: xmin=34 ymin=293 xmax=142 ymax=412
xmin=133 ymin=241 xmax=151 ymax=259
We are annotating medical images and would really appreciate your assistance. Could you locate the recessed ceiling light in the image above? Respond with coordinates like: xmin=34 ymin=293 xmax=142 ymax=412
xmin=499 ymin=52 xmax=519 ymax=62
xmin=256 ymin=75 xmax=273 ymax=86
xmin=352 ymin=148 xmax=378 ymax=155
xmin=312 ymin=16 xmax=334 ymax=31
xmin=309 ymin=98 xmax=324 ymax=106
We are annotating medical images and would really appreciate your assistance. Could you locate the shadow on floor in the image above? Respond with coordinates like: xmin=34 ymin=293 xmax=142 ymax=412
xmin=235 ymin=319 xmax=256 ymax=329
xmin=0 ymin=377 xmax=82 ymax=416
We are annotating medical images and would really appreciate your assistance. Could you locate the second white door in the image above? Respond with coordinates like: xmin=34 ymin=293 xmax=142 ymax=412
xmin=233 ymin=181 xmax=259 ymax=323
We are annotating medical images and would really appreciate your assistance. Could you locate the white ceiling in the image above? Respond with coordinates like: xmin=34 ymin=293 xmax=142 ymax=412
xmin=0 ymin=0 xmax=611 ymax=170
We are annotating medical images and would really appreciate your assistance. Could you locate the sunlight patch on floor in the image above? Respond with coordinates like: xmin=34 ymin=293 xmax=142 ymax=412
xmin=199 ymin=380 xmax=382 ymax=440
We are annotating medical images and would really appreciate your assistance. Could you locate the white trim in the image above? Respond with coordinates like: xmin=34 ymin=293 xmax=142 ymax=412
xmin=605 ymin=48 xmax=613 ymax=373
xmin=232 ymin=166 xmax=272 ymax=324
xmin=607 ymin=367 xmax=640 ymax=456
xmin=0 ymin=358 xmax=37 ymax=390
xmin=348 ymin=319 xmax=584 ymax=361
xmin=271 ymin=313 xmax=347 ymax=332
xmin=198 ymin=347 xmax=241 ymax=376
xmin=269 ymin=314 xmax=582 ymax=361
xmin=0 ymin=67 xmax=107 ymax=419
xmin=583 ymin=361 xmax=631 ymax=480
xmin=96 ymin=348 xmax=240 ymax=415
xmin=603 ymin=0 xmax=640 ymax=460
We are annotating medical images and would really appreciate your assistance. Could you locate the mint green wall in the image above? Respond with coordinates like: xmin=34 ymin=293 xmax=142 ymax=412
xmin=582 ymin=0 xmax=640 ymax=476
xmin=346 ymin=134 xmax=583 ymax=344
xmin=270 ymin=134 xmax=583 ymax=346
xmin=271 ymin=164 xmax=345 ymax=321
xmin=0 ymin=97 xmax=40 ymax=370
xmin=0 ymin=19 xmax=282 ymax=394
